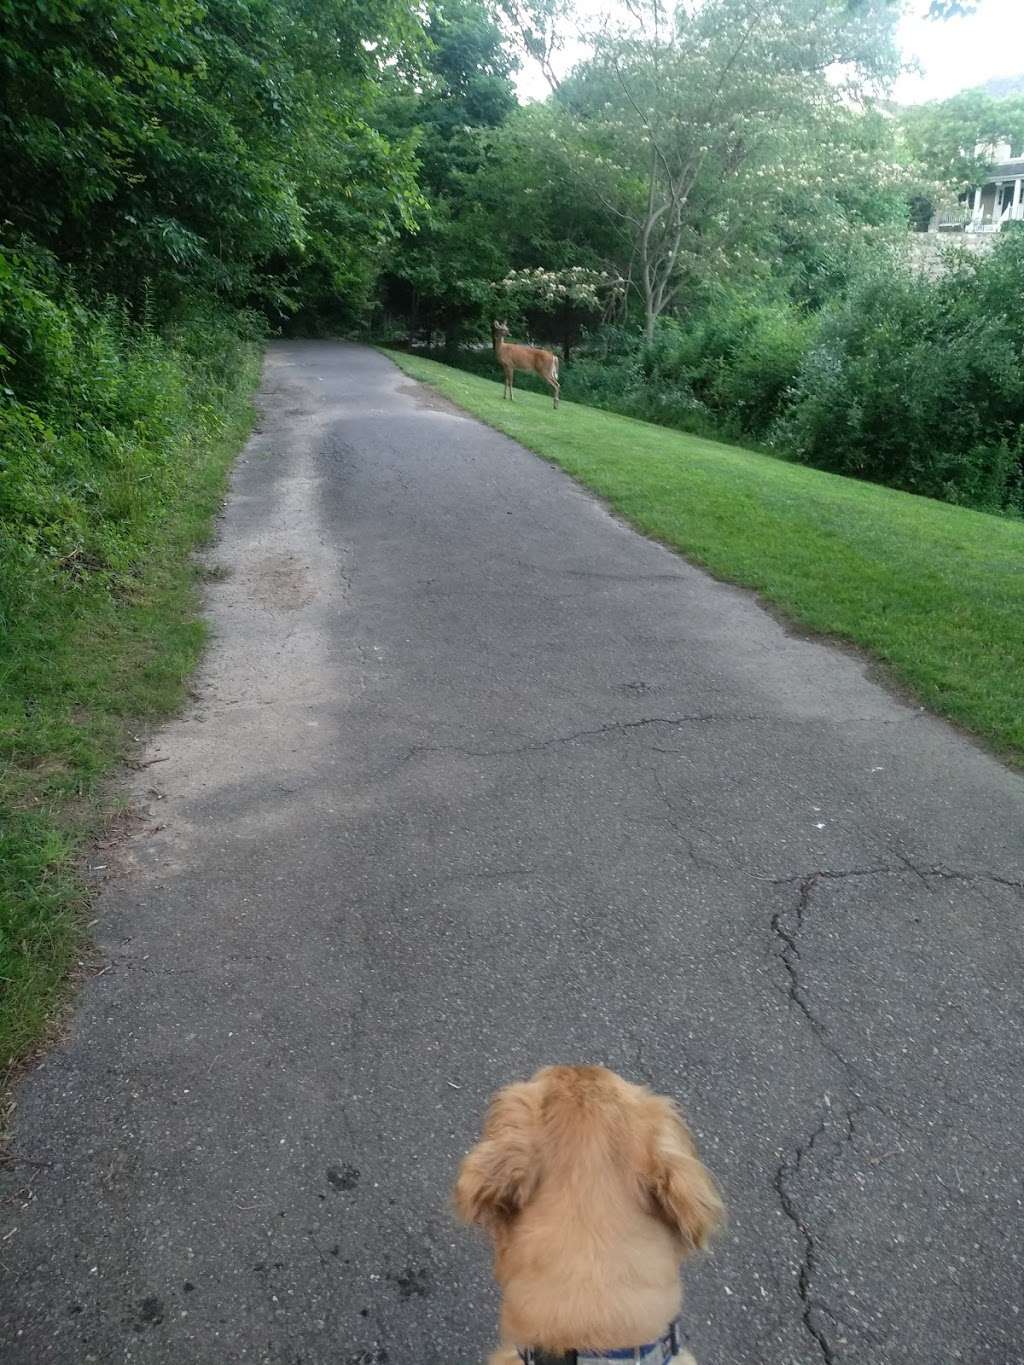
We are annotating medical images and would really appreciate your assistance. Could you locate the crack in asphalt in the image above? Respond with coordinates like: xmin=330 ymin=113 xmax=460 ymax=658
xmin=394 ymin=713 xmax=949 ymax=770
xmin=912 ymin=865 xmax=1024 ymax=893
xmin=773 ymin=1103 xmax=859 ymax=1365
xmin=770 ymin=862 xmax=1023 ymax=895
xmin=649 ymin=769 xmax=725 ymax=873
xmin=762 ymin=850 xmax=1022 ymax=1361
xmin=767 ymin=871 xmax=886 ymax=1363
xmin=770 ymin=876 xmax=825 ymax=1039
xmin=400 ymin=715 xmax=772 ymax=763
xmin=769 ymin=867 xmax=893 ymax=888
xmin=768 ymin=869 xmax=889 ymax=1046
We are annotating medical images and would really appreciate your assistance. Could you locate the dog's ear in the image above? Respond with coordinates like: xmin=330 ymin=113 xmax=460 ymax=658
xmin=642 ymin=1094 xmax=724 ymax=1254
xmin=454 ymin=1081 xmax=541 ymax=1230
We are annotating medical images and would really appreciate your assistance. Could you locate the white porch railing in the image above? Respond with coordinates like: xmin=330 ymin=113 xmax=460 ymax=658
xmin=965 ymin=202 xmax=1024 ymax=233
xmin=935 ymin=209 xmax=971 ymax=229
xmin=933 ymin=178 xmax=1024 ymax=233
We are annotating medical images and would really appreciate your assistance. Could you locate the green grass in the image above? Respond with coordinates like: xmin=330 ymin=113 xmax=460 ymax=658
xmin=384 ymin=348 xmax=1024 ymax=765
xmin=0 ymin=347 xmax=260 ymax=1086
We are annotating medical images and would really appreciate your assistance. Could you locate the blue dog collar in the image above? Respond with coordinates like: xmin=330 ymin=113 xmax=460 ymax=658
xmin=518 ymin=1317 xmax=682 ymax=1363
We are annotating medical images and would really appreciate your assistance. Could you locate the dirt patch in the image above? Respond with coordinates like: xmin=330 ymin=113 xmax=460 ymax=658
xmin=397 ymin=381 xmax=468 ymax=419
xmin=248 ymin=554 xmax=316 ymax=611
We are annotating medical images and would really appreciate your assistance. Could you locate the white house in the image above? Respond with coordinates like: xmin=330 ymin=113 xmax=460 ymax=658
xmin=931 ymin=141 xmax=1024 ymax=233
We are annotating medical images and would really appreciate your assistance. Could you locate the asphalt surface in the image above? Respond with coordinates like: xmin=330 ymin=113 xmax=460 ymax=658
xmin=3 ymin=341 xmax=1023 ymax=1365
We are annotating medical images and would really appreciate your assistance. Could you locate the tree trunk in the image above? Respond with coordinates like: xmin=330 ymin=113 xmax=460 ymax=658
xmin=644 ymin=298 xmax=656 ymax=346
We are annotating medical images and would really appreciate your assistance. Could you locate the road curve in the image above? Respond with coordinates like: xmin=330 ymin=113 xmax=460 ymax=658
xmin=2 ymin=341 xmax=1022 ymax=1365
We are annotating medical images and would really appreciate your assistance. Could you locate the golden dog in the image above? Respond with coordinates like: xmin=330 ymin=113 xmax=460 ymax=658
xmin=455 ymin=1065 xmax=723 ymax=1364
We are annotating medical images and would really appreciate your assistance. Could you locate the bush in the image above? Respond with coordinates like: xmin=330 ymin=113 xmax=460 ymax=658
xmin=446 ymin=293 xmax=815 ymax=442
xmin=776 ymin=239 xmax=1024 ymax=512
xmin=626 ymin=294 xmax=815 ymax=438
xmin=0 ymin=249 xmax=264 ymax=630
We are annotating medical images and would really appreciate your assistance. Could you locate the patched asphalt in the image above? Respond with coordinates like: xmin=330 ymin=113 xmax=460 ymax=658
xmin=2 ymin=341 xmax=1022 ymax=1365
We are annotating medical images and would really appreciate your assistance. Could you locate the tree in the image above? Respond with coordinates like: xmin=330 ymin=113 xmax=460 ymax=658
xmin=556 ymin=0 xmax=904 ymax=342
xmin=465 ymin=105 xmax=628 ymax=277
xmin=380 ymin=0 xmax=519 ymax=194
xmin=495 ymin=0 xmax=572 ymax=93
xmin=897 ymin=91 xmax=1024 ymax=218
xmin=0 ymin=0 xmax=425 ymax=316
xmin=498 ymin=265 xmax=624 ymax=360
xmin=375 ymin=0 xmax=521 ymax=344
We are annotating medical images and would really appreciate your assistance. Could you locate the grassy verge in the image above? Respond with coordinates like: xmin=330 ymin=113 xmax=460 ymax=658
xmin=1 ymin=332 xmax=260 ymax=1085
xmin=384 ymin=349 xmax=1024 ymax=765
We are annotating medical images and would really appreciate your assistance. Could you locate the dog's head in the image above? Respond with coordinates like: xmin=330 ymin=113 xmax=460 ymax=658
xmin=453 ymin=1065 xmax=723 ymax=1255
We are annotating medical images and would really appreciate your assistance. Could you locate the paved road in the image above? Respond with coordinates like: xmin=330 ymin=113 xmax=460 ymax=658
xmin=3 ymin=342 xmax=1023 ymax=1365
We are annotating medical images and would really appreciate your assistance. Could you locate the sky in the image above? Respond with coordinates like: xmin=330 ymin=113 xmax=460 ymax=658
xmin=514 ymin=0 xmax=1024 ymax=105
xmin=894 ymin=0 xmax=1024 ymax=104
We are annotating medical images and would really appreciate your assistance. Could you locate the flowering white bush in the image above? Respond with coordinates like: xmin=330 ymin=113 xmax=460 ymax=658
xmin=498 ymin=266 xmax=624 ymax=313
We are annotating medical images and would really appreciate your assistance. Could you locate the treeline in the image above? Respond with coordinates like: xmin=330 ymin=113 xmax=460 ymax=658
xmin=0 ymin=0 xmax=425 ymax=623
xmin=2 ymin=0 xmax=421 ymax=323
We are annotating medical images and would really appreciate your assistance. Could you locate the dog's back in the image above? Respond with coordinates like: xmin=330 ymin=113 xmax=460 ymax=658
xmin=456 ymin=1065 xmax=722 ymax=1355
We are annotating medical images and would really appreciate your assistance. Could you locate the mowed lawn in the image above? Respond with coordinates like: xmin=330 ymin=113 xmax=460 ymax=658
xmin=384 ymin=349 xmax=1024 ymax=764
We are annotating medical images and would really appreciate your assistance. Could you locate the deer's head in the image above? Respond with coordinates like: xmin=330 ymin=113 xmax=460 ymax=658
xmin=492 ymin=319 xmax=510 ymax=339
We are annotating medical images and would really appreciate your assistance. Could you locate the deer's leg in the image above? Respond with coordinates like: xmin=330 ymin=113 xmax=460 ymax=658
xmin=547 ymin=370 xmax=560 ymax=409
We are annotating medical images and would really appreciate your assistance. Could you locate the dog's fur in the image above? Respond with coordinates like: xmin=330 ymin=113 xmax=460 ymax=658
xmin=455 ymin=1065 xmax=723 ymax=1364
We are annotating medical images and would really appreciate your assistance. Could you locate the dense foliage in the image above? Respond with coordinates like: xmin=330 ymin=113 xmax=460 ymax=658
xmin=780 ymin=237 xmax=1024 ymax=510
xmin=0 ymin=0 xmax=422 ymax=316
xmin=0 ymin=250 xmax=265 ymax=627
xmin=0 ymin=0 xmax=428 ymax=626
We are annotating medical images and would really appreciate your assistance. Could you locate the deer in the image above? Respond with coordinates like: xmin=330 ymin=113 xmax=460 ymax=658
xmin=491 ymin=320 xmax=560 ymax=409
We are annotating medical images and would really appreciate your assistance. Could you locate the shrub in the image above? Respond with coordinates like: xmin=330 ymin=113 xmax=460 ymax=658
xmin=776 ymin=239 xmax=1024 ymax=511
xmin=0 ymin=249 xmax=264 ymax=630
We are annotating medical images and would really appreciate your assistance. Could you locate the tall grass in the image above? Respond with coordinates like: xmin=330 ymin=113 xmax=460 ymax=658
xmin=1 ymin=248 xmax=262 ymax=1078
